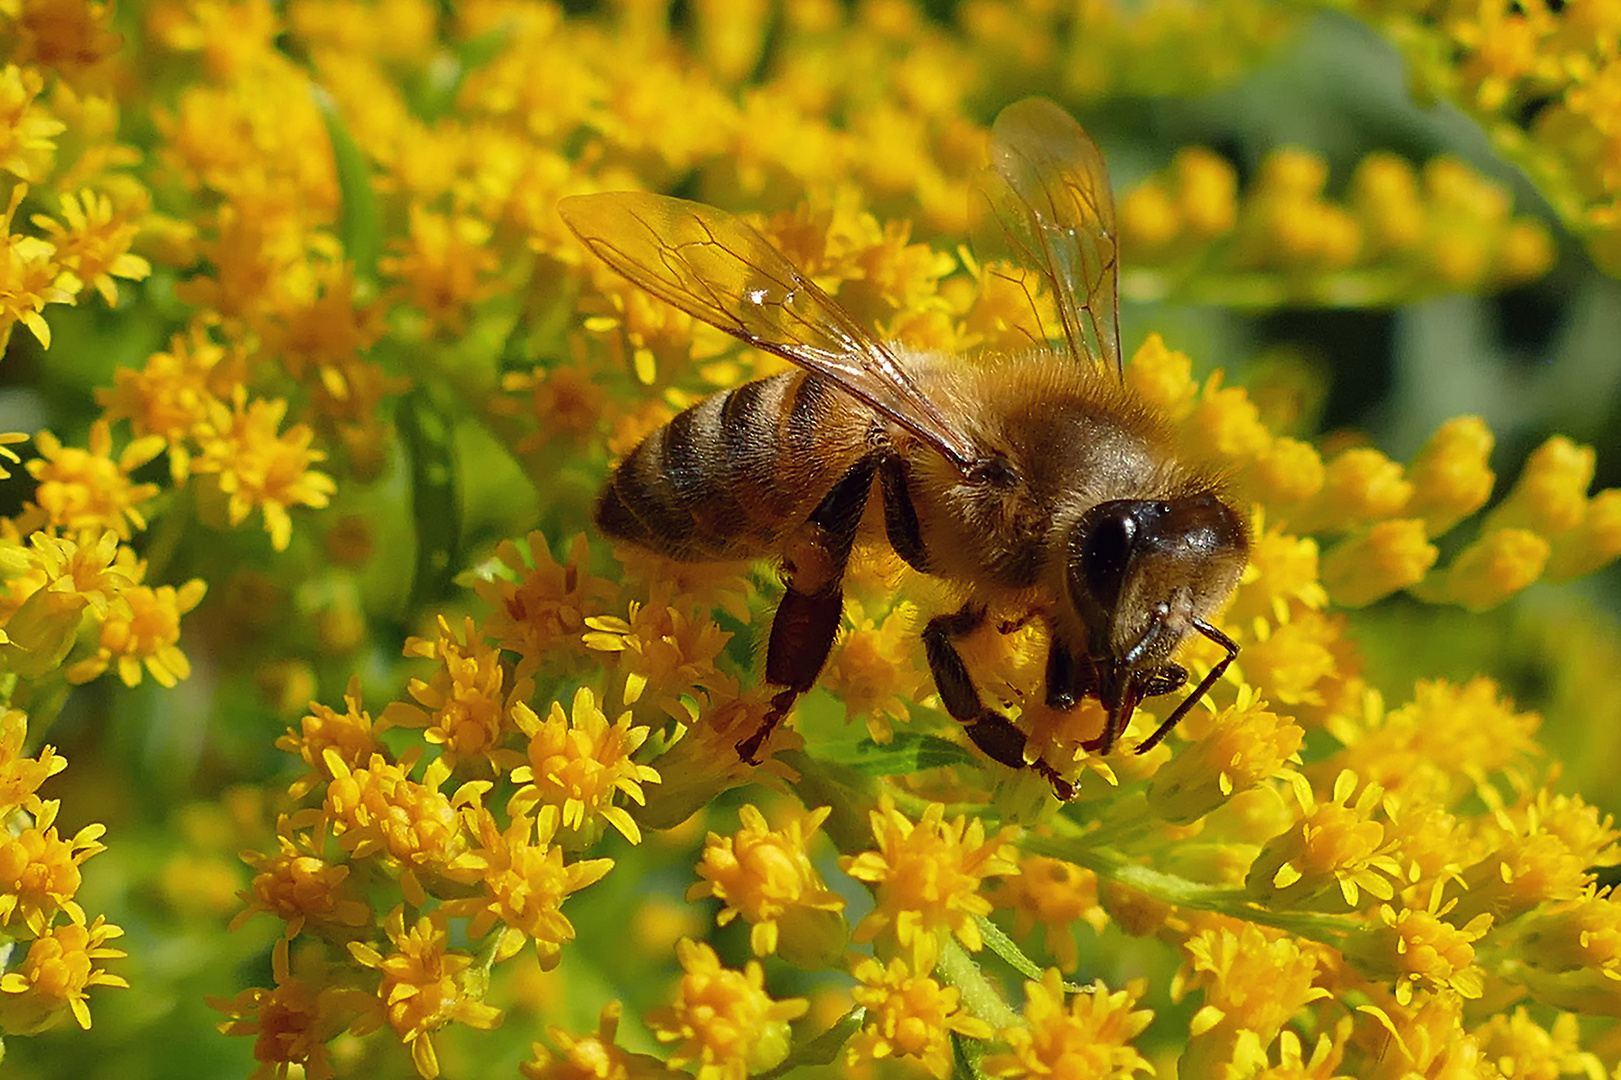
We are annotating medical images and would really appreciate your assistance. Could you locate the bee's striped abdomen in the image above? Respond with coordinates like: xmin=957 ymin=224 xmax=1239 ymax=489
xmin=595 ymin=371 xmax=870 ymax=561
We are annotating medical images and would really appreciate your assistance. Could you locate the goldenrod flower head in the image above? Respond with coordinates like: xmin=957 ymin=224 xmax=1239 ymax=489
xmin=0 ymin=707 xmax=65 ymax=817
xmin=1174 ymin=922 xmax=1330 ymax=1071
xmin=311 ymin=752 xmax=480 ymax=880
xmin=1353 ymin=884 xmax=1492 ymax=1006
xmin=1247 ymin=770 xmax=1402 ymax=910
xmin=520 ymin=999 xmax=667 ymax=1080
xmin=1333 ymin=677 xmax=1539 ymax=808
xmin=471 ymin=532 xmax=614 ymax=681
xmin=30 ymin=187 xmax=151 ymax=306
xmin=687 ymin=803 xmax=846 ymax=965
xmin=386 ymin=615 xmax=521 ymax=774
xmin=508 ymin=686 xmax=660 ymax=845
xmin=1125 ymin=334 xmax=1197 ymax=422
xmin=277 ymin=675 xmax=390 ymax=799
xmin=379 ymin=205 xmax=502 ymax=336
xmin=645 ymin=938 xmax=808 ymax=1080
xmin=1401 ymin=416 xmax=1495 ymax=537
xmin=1473 ymin=1008 xmax=1605 ymax=1080
xmin=1147 ymin=691 xmax=1303 ymax=825
xmin=0 ymin=798 xmax=107 ymax=933
xmin=846 ymin=955 xmax=994 ymax=1078
xmin=583 ymin=592 xmax=731 ymax=723
xmin=1452 ymin=791 xmax=1613 ymax=926
xmin=27 ymin=420 xmax=162 ymax=539
xmin=0 ymin=915 xmax=127 ymax=1034
xmin=820 ymin=598 xmax=928 ymax=743
xmin=191 ymin=388 xmax=337 ymax=551
xmin=231 ymin=833 xmax=371 ymax=939
xmin=96 ymin=321 xmax=246 ymax=475
xmin=209 ymin=938 xmax=348 ymax=1080
xmin=65 ymin=577 xmax=208 ymax=688
xmin=983 ymin=969 xmax=1154 ymax=1080
xmin=1320 ymin=520 xmax=1438 ymax=608
xmin=1434 ymin=525 xmax=1549 ymax=613
xmin=1247 ymin=436 xmax=1327 ymax=512
xmin=502 ymin=363 xmax=610 ymax=453
xmin=1230 ymin=516 xmax=1326 ymax=625
xmin=0 ymin=63 xmax=66 ymax=183
xmin=347 ymin=905 xmax=503 ymax=1079
xmin=1239 ymin=609 xmax=1340 ymax=707
xmin=841 ymin=794 xmax=1018 ymax=972
xmin=990 ymin=855 xmax=1109 ymax=973
xmin=0 ymin=183 xmax=72 ymax=349
xmin=441 ymin=806 xmax=614 ymax=968
xmin=1190 ymin=370 xmax=1273 ymax=462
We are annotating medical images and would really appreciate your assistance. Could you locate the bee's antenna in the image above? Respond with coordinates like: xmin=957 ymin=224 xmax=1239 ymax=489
xmin=1134 ymin=620 xmax=1238 ymax=755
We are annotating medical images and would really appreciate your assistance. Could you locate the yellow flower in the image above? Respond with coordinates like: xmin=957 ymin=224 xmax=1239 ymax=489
xmin=819 ymin=598 xmax=928 ymax=743
xmin=1350 ymin=884 xmax=1492 ymax=1007
xmin=846 ymin=955 xmax=994 ymax=1078
xmin=841 ymin=794 xmax=1019 ymax=972
xmin=309 ymin=752 xmax=484 ymax=886
xmin=982 ymin=969 xmax=1153 ymax=1080
xmin=520 ymin=1000 xmax=668 ymax=1080
xmin=1319 ymin=520 xmax=1438 ymax=608
xmin=0 ymin=798 xmax=108 ymax=934
xmin=209 ymin=937 xmax=349 ymax=1080
xmin=0 ymin=708 xmax=65 ymax=817
xmin=276 ymin=675 xmax=391 ymax=799
xmin=1175 ymin=922 xmax=1330 ymax=1075
xmin=0 ymin=915 xmax=126 ymax=1034
xmin=582 ymin=591 xmax=732 ymax=724
xmin=379 ymin=204 xmax=502 ymax=336
xmin=385 ymin=615 xmax=522 ymax=774
xmin=471 ymin=532 xmax=614 ymax=681
xmin=0 ymin=64 xmax=66 ymax=182
xmin=1146 ymin=691 xmax=1303 ymax=825
xmin=26 ymin=420 xmax=163 ymax=539
xmin=191 ymin=388 xmax=337 ymax=551
xmin=0 ymin=183 xmax=75 ymax=349
xmin=990 ymin=856 xmax=1109 ymax=973
xmin=1401 ymin=416 xmax=1495 ymax=537
xmin=96 ymin=321 xmax=246 ymax=476
xmin=440 ymin=805 xmax=614 ymax=969
xmin=687 ymin=803 xmax=847 ymax=966
xmin=230 ymin=833 xmax=371 ymax=939
xmin=347 ymin=905 xmax=504 ymax=1080
xmin=1434 ymin=527 xmax=1549 ymax=611
xmin=645 ymin=938 xmax=808 ymax=1080
xmin=30 ymin=187 xmax=151 ymax=306
xmin=1246 ymin=770 xmax=1402 ymax=910
xmin=508 ymin=686 xmax=660 ymax=845
xmin=65 ymin=576 xmax=208 ymax=687
xmin=0 ymin=526 xmax=131 ymax=677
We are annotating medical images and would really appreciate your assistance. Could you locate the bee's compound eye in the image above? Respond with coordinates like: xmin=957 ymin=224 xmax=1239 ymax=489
xmin=1072 ymin=501 xmax=1142 ymax=614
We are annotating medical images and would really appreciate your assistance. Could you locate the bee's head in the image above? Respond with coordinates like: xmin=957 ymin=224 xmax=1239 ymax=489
xmin=1065 ymin=491 xmax=1248 ymax=752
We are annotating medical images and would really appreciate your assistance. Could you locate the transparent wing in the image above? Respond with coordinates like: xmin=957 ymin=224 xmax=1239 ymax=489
xmin=558 ymin=192 xmax=979 ymax=469
xmin=978 ymin=97 xmax=1123 ymax=379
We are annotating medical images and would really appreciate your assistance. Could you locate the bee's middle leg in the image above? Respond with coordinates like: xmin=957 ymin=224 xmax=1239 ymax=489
xmin=923 ymin=603 xmax=1076 ymax=799
xmin=737 ymin=454 xmax=878 ymax=763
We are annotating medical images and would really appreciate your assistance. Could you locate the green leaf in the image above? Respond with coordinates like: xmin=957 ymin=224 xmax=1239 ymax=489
xmin=397 ymin=389 xmax=461 ymax=606
xmin=816 ymin=731 xmax=978 ymax=774
xmin=757 ymin=1007 xmax=866 ymax=1078
xmin=974 ymin=915 xmax=1087 ymax=994
xmin=314 ymin=87 xmax=382 ymax=278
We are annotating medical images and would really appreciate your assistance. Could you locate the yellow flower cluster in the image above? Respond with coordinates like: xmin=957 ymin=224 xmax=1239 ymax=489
xmin=0 ymin=0 xmax=1618 ymax=1076
xmin=1121 ymin=145 xmax=1556 ymax=305
xmin=0 ymin=710 xmax=125 ymax=1037
xmin=1346 ymin=0 xmax=1621 ymax=273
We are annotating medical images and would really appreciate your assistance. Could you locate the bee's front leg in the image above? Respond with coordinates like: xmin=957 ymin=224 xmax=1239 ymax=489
xmin=923 ymin=603 xmax=1076 ymax=800
xmin=737 ymin=454 xmax=879 ymax=763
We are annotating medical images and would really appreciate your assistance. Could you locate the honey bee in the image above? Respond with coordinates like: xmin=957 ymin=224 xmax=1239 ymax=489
xmin=558 ymin=98 xmax=1248 ymax=799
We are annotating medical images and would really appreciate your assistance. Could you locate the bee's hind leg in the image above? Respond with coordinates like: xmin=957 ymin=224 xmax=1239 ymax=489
xmin=737 ymin=454 xmax=879 ymax=763
xmin=923 ymin=603 xmax=1076 ymax=800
